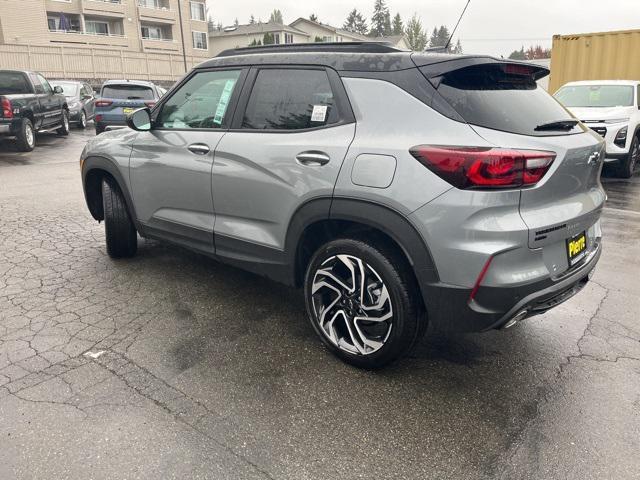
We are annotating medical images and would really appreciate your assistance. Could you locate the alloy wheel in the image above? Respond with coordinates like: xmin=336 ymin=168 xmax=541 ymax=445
xmin=63 ymin=111 xmax=69 ymax=131
xmin=25 ymin=123 xmax=34 ymax=148
xmin=311 ymin=254 xmax=393 ymax=355
xmin=631 ymin=137 xmax=639 ymax=172
xmin=80 ymin=111 xmax=86 ymax=128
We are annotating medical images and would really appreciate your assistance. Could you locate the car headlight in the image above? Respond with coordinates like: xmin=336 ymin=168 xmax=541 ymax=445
xmin=614 ymin=126 xmax=628 ymax=148
xmin=604 ymin=118 xmax=630 ymax=124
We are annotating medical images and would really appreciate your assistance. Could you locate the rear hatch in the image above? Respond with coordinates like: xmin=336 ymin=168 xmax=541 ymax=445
xmin=97 ymin=83 xmax=156 ymax=120
xmin=417 ymin=59 xmax=605 ymax=271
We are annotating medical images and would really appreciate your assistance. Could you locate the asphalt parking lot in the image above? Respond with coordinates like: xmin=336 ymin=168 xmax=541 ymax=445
xmin=0 ymin=130 xmax=639 ymax=480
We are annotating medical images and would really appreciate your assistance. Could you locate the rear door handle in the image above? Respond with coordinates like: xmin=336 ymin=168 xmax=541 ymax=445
xmin=296 ymin=151 xmax=330 ymax=166
xmin=188 ymin=143 xmax=210 ymax=155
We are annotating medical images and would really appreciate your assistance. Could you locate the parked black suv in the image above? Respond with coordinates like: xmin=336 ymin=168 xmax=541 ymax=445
xmin=0 ymin=70 xmax=70 ymax=151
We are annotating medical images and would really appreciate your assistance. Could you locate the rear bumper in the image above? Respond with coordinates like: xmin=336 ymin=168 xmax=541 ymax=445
xmin=421 ymin=240 xmax=601 ymax=332
xmin=0 ymin=121 xmax=16 ymax=135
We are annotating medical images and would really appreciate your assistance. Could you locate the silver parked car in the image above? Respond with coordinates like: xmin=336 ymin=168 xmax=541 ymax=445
xmin=80 ymin=43 xmax=605 ymax=368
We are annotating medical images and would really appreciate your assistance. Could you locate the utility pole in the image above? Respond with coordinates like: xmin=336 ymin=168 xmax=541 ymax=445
xmin=176 ymin=0 xmax=188 ymax=73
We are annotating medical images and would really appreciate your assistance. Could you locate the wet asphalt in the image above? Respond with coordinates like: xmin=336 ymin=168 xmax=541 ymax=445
xmin=0 ymin=129 xmax=638 ymax=479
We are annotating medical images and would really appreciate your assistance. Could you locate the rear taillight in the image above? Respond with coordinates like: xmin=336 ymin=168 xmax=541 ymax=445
xmin=144 ymin=101 xmax=156 ymax=108
xmin=95 ymin=100 xmax=113 ymax=107
xmin=1 ymin=97 xmax=13 ymax=119
xmin=410 ymin=145 xmax=555 ymax=190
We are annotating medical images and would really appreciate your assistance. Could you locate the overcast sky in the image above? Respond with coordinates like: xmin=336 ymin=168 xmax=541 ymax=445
xmin=204 ymin=0 xmax=639 ymax=57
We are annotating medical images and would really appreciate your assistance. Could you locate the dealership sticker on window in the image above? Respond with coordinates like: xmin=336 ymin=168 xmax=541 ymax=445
xmin=311 ymin=105 xmax=328 ymax=123
xmin=213 ymin=79 xmax=236 ymax=125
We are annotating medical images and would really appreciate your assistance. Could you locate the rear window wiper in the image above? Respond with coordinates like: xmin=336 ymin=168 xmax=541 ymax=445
xmin=534 ymin=120 xmax=579 ymax=131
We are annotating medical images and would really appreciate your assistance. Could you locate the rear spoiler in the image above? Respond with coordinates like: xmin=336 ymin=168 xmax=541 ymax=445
xmin=410 ymin=54 xmax=550 ymax=88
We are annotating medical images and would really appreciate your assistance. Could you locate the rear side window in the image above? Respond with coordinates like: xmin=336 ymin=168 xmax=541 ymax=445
xmin=0 ymin=72 xmax=32 ymax=95
xmin=101 ymin=84 xmax=155 ymax=100
xmin=242 ymin=69 xmax=336 ymax=130
xmin=434 ymin=64 xmax=577 ymax=136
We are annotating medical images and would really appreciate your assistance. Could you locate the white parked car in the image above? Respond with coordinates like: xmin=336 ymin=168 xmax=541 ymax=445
xmin=555 ymin=80 xmax=640 ymax=178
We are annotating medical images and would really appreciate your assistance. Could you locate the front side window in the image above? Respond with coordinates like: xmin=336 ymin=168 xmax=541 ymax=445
xmin=242 ymin=69 xmax=336 ymax=130
xmin=190 ymin=1 xmax=205 ymax=21
xmin=37 ymin=74 xmax=53 ymax=95
xmin=192 ymin=31 xmax=207 ymax=50
xmin=157 ymin=70 xmax=241 ymax=129
xmin=554 ymin=85 xmax=634 ymax=108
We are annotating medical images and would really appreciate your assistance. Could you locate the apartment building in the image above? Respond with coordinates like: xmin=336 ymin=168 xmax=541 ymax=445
xmin=208 ymin=22 xmax=310 ymax=56
xmin=0 ymin=0 xmax=210 ymax=59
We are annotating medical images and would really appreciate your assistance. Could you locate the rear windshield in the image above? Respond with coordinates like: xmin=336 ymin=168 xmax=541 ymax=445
xmin=101 ymin=84 xmax=155 ymax=100
xmin=434 ymin=64 xmax=578 ymax=136
xmin=0 ymin=71 xmax=32 ymax=95
xmin=554 ymin=85 xmax=634 ymax=108
xmin=52 ymin=82 xmax=79 ymax=97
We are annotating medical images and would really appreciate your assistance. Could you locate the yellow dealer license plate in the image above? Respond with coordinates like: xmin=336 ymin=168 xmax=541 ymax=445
xmin=123 ymin=107 xmax=135 ymax=115
xmin=567 ymin=231 xmax=587 ymax=266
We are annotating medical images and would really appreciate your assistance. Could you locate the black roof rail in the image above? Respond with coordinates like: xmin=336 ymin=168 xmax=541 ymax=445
xmin=216 ymin=41 xmax=402 ymax=57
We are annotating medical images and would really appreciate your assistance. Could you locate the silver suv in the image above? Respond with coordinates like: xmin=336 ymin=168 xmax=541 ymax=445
xmin=80 ymin=43 xmax=605 ymax=368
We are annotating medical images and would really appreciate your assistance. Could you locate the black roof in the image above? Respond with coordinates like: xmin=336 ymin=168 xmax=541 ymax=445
xmin=195 ymin=42 xmax=549 ymax=76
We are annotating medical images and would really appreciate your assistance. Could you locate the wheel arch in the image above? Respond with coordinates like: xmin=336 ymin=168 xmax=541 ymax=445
xmin=288 ymin=197 xmax=440 ymax=307
xmin=82 ymin=156 xmax=139 ymax=229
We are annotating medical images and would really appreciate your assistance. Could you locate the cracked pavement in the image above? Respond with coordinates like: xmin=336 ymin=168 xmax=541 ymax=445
xmin=1 ymin=130 xmax=639 ymax=479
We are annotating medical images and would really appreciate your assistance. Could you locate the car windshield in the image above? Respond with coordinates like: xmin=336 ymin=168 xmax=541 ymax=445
xmin=53 ymin=83 xmax=79 ymax=97
xmin=555 ymin=85 xmax=634 ymax=108
xmin=0 ymin=71 xmax=32 ymax=95
xmin=101 ymin=84 xmax=155 ymax=100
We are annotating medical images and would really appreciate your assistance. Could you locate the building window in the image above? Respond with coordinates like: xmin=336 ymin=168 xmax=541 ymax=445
xmin=273 ymin=33 xmax=280 ymax=44
xmin=284 ymin=33 xmax=294 ymax=44
xmin=190 ymin=1 xmax=205 ymax=21
xmin=47 ymin=13 xmax=81 ymax=32
xmin=138 ymin=0 xmax=165 ymax=9
xmin=86 ymin=20 xmax=109 ymax=36
xmin=192 ymin=31 xmax=207 ymax=50
xmin=322 ymin=35 xmax=333 ymax=42
xmin=142 ymin=25 xmax=170 ymax=40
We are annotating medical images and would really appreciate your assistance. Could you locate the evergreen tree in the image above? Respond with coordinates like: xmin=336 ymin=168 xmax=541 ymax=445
xmin=249 ymin=38 xmax=262 ymax=46
xmin=269 ymin=9 xmax=283 ymax=24
xmin=453 ymin=39 xmax=463 ymax=54
xmin=429 ymin=26 xmax=452 ymax=51
xmin=233 ymin=18 xmax=239 ymax=27
xmin=405 ymin=14 xmax=427 ymax=51
xmin=370 ymin=0 xmax=391 ymax=37
xmin=508 ymin=46 xmax=527 ymax=60
xmin=249 ymin=15 xmax=256 ymax=24
xmin=263 ymin=32 xmax=275 ymax=44
xmin=309 ymin=13 xmax=318 ymax=22
xmin=392 ymin=13 xmax=403 ymax=35
xmin=344 ymin=9 xmax=368 ymax=35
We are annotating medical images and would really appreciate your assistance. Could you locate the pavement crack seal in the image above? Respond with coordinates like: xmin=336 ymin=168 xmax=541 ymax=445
xmin=90 ymin=350 xmax=277 ymax=480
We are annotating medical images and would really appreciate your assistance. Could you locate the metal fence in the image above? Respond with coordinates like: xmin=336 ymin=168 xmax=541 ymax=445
xmin=0 ymin=43 xmax=204 ymax=84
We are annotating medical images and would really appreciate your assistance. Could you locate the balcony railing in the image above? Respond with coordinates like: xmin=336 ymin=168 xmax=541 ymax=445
xmin=141 ymin=36 xmax=174 ymax=41
xmin=49 ymin=29 xmax=126 ymax=38
xmin=86 ymin=0 xmax=126 ymax=3
xmin=138 ymin=1 xmax=171 ymax=10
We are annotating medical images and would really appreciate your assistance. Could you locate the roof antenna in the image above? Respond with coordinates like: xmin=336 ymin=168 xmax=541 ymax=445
xmin=445 ymin=0 xmax=471 ymax=52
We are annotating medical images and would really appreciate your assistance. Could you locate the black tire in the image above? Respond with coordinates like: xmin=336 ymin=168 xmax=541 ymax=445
xmin=95 ymin=125 xmax=106 ymax=135
xmin=77 ymin=110 xmax=87 ymax=129
xmin=15 ymin=118 xmax=36 ymax=152
xmin=56 ymin=109 xmax=70 ymax=136
xmin=304 ymin=238 xmax=425 ymax=369
xmin=102 ymin=178 xmax=137 ymax=258
xmin=615 ymin=135 xmax=639 ymax=178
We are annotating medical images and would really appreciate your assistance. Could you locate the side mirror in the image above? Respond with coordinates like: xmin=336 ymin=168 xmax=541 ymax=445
xmin=126 ymin=107 xmax=152 ymax=131
xmin=53 ymin=86 xmax=64 ymax=94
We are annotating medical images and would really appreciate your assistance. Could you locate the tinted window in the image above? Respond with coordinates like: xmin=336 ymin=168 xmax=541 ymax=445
xmin=436 ymin=64 xmax=577 ymax=136
xmin=29 ymin=73 xmax=44 ymax=94
xmin=0 ymin=72 xmax=32 ymax=95
xmin=37 ymin=74 xmax=53 ymax=95
xmin=158 ymin=70 xmax=241 ymax=129
xmin=555 ymin=85 xmax=634 ymax=108
xmin=242 ymin=69 xmax=336 ymax=130
xmin=101 ymin=84 xmax=155 ymax=100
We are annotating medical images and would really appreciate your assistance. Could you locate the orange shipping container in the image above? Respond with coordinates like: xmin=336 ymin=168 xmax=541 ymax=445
xmin=549 ymin=29 xmax=640 ymax=93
